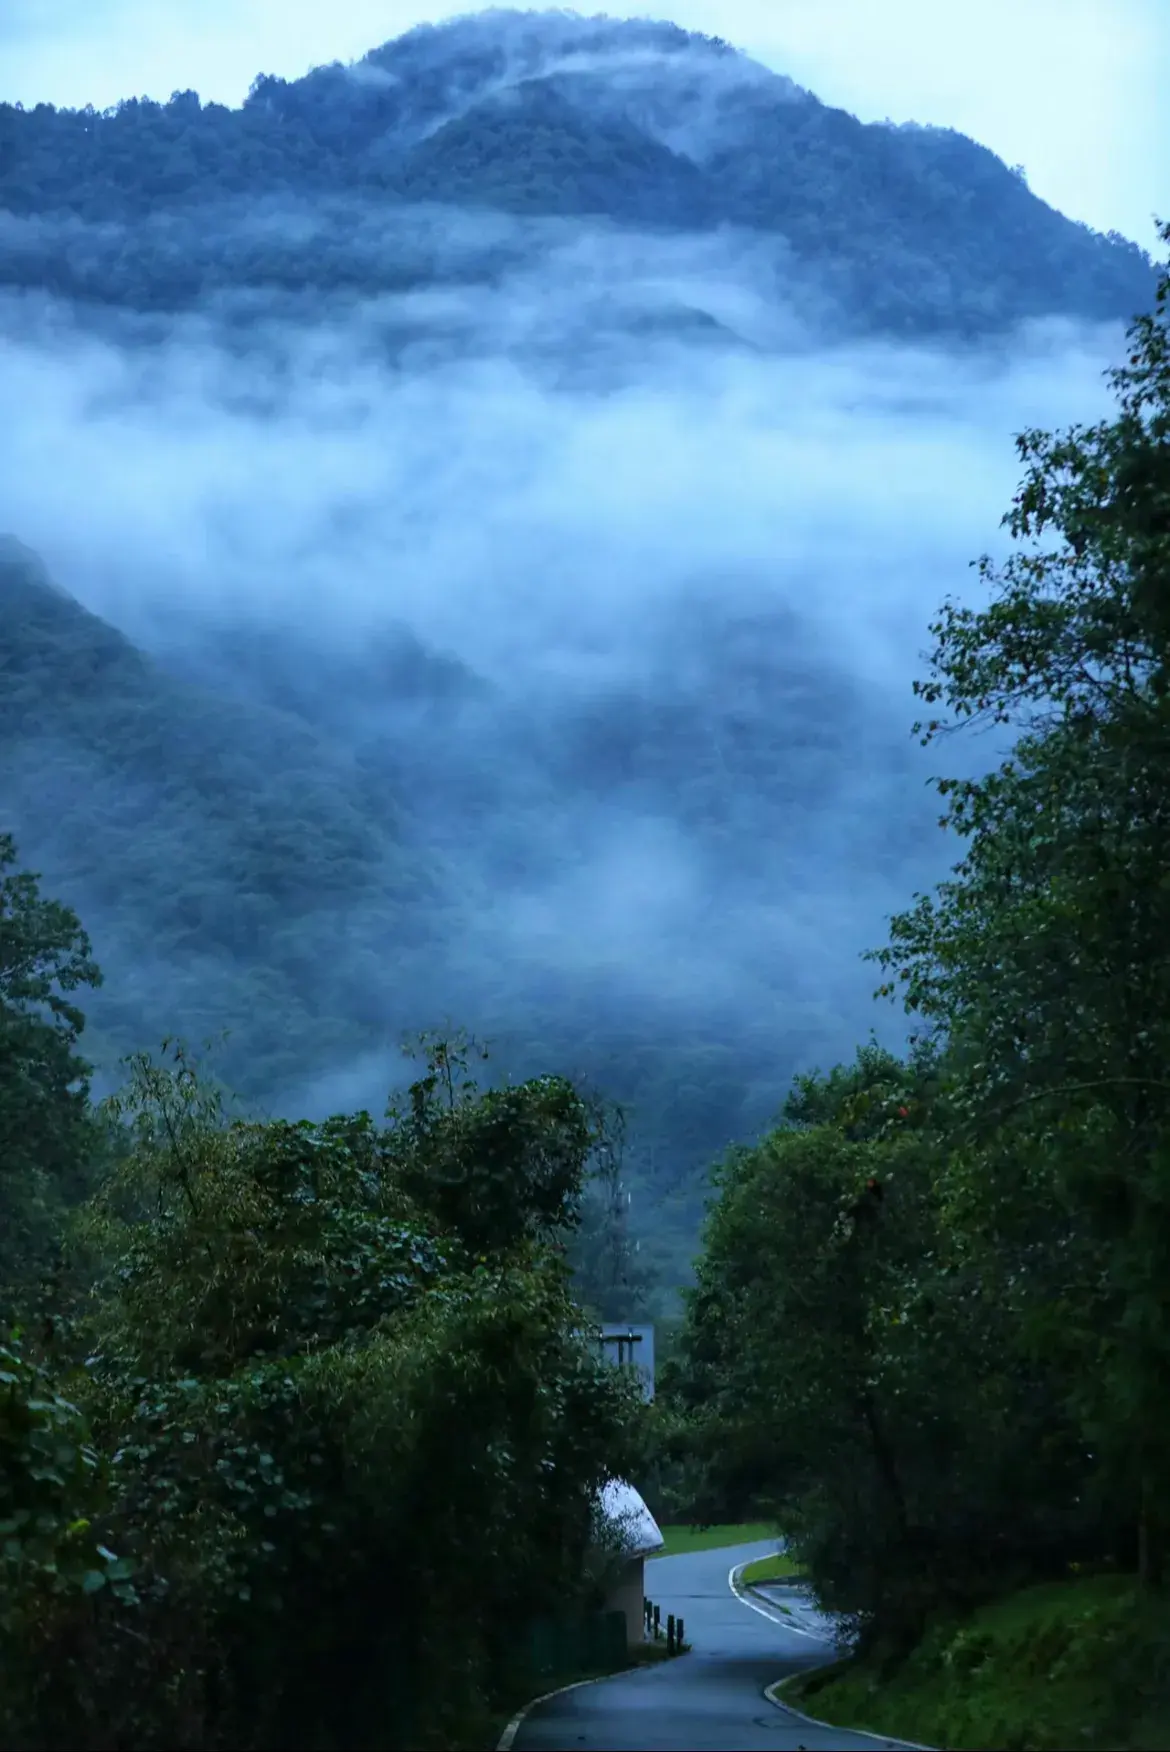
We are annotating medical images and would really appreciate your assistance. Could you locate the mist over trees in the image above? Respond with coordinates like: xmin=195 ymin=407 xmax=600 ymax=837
xmin=5 ymin=233 xmax=1169 ymax=1742
xmin=654 ymin=225 xmax=1170 ymax=1749
xmin=0 ymin=9 xmax=1154 ymax=336
xmin=2 ymin=8 xmax=1169 ymax=1747
xmin=1 ymin=9 xmax=1161 ymax=1310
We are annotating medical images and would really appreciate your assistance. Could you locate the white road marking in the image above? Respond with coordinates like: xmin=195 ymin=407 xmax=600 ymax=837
xmin=726 ymin=1560 xmax=936 ymax=1750
xmin=727 ymin=1562 xmax=826 ymax=1640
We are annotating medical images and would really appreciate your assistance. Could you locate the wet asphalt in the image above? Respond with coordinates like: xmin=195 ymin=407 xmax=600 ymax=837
xmin=505 ymin=1539 xmax=927 ymax=1751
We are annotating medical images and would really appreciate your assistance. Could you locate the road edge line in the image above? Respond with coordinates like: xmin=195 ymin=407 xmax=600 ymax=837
xmin=494 ymin=1665 xmax=633 ymax=1752
xmin=762 ymin=1677 xmax=937 ymax=1751
xmin=726 ymin=1561 xmax=824 ymax=1641
xmin=726 ymin=1562 xmax=935 ymax=1751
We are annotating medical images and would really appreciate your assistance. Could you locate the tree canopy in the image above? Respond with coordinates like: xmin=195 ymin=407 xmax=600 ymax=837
xmin=0 ymin=11 xmax=1154 ymax=336
xmin=2 ymin=1010 xmax=650 ymax=1747
xmin=0 ymin=832 xmax=102 ymax=1290
xmin=664 ymin=225 xmax=1170 ymax=1681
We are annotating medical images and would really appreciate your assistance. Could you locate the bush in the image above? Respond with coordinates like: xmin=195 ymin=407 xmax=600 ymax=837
xmin=5 ymin=1035 xmax=649 ymax=1749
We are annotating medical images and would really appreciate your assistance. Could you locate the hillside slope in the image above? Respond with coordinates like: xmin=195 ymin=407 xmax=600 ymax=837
xmin=784 ymin=1573 xmax=1170 ymax=1751
xmin=0 ymin=536 xmax=450 ymax=1101
xmin=0 ymin=534 xmax=930 ymax=1298
xmin=1 ymin=9 xmax=1153 ymax=1303
xmin=0 ymin=8 xmax=1154 ymax=335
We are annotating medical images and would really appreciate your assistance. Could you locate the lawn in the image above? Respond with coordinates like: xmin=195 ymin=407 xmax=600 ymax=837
xmin=739 ymin=1550 xmax=804 ymax=1584
xmin=777 ymin=1571 xmax=1170 ymax=1752
xmin=655 ymin=1522 xmax=779 ymax=1557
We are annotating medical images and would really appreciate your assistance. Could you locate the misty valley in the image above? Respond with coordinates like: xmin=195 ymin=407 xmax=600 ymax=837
xmin=3 ymin=9 xmax=1169 ymax=1752
xmin=1 ymin=8 xmax=1151 ymax=1307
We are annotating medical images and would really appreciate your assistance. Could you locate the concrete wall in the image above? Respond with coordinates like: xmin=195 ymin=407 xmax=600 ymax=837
xmin=605 ymin=1553 xmax=646 ymax=1647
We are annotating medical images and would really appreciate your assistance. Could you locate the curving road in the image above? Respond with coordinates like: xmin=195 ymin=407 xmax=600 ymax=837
xmin=505 ymin=1539 xmax=926 ymax=1751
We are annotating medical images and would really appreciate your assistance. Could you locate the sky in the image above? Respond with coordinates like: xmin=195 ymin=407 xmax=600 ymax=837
xmin=2 ymin=0 xmax=1165 ymax=249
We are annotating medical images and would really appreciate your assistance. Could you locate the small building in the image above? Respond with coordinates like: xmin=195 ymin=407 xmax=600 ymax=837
xmin=578 ymin=1321 xmax=662 ymax=1644
xmin=593 ymin=1476 xmax=665 ymax=1645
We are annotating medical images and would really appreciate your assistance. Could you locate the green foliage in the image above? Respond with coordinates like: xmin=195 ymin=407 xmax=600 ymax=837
xmin=0 ymin=1329 xmax=136 ymax=1743
xmin=671 ymin=1091 xmax=1073 ymax=1648
xmin=784 ymin=1574 xmax=1170 ymax=1751
xmin=0 ymin=829 xmax=103 ymax=1298
xmin=664 ymin=224 xmax=1170 ymax=1710
xmin=386 ymin=1031 xmax=596 ymax=1255
xmin=0 ymin=936 xmax=652 ymax=1752
xmin=868 ymin=220 xmax=1170 ymax=1589
xmin=0 ymin=14 xmax=1153 ymax=335
xmin=0 ymin=1030 xmax=647 ymax=1748
xmin=80 ymin=1041 xmax=444 ymax=1378
xmin=0 ymin=1331 xmax=117 ymax=1601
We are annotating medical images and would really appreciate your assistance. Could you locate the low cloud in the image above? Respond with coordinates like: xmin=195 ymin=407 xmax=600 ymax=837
xmin=0 ymin=198 xmax=1124 ymax=1147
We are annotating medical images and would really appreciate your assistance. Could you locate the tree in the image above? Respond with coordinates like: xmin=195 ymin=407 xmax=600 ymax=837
xmin=46 ymin=1033 xmax=649 ymax=1749
xmin=868 ymin=220 xmax=1170 ymax=1587
xmin=0 ymin=834 xmax=102 ymax=1299
xmin=386 ymin=1029 xmax=602 ymax=1256
xmin=0 ymin=1329 xmax=134 ymax=1746
xmin=662 ymin=230 xmax=1170 ymax=1658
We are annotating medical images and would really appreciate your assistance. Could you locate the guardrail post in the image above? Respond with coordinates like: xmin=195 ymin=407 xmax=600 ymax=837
xmin=667 ymin=1613 xmax=675 ymax=1653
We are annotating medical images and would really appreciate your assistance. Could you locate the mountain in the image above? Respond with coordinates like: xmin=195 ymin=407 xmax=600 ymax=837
xmin=0 ymin=536 xmax=452 ymax=1102
xmin=0 ymin=8 xmax=1155 ymax=337
xmin=0 ymin=529 xmax=942 ymax=1301
xmin=0 ymin=10 xmax=1156 ymax=1303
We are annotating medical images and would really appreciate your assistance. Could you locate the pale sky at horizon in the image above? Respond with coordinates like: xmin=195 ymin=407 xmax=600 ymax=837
xmin=2 ymin=0 xmax=1165 ymax=250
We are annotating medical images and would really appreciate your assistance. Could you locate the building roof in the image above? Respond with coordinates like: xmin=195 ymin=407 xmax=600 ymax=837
xmin=594 ymin=1477 xmax=665 ymax=1558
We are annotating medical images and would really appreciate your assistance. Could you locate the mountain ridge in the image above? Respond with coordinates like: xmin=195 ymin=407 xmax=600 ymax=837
xmin=0 ymin=9 xmax=1157 ymax=1301
xmin=0 ymin=529 xmax=921 ymax=1297
xmin=0 ymin=538 xmax=457 ymax=1103
xmin=0 ymin=7 xmax=1155 ymax=337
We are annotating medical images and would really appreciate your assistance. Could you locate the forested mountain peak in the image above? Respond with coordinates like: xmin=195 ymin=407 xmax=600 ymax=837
xmin=0 ymin=7 xmax=1154 ymax=335
xmin=353 ymin=8 xmax=763 ymax=89
xmin=328 ymin=6 xmax=805 ymax=155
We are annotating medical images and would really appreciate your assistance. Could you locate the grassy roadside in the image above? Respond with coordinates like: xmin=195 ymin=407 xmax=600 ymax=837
xmin=776 ymin=1572 xmax=1170 ymax=1752
xmin=656 ymin=1522 xmax=778 ymax=1556
xmin=740 ymin=1550 xmax=804 ymax=1585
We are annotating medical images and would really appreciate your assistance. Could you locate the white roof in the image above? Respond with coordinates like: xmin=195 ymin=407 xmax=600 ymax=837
xmin=594 ymin=1477 xmax=665 ymax=1558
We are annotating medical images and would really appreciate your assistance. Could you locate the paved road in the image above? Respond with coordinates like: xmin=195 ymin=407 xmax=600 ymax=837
xmin=507 ymin=1540 xmax=924 ymax=1750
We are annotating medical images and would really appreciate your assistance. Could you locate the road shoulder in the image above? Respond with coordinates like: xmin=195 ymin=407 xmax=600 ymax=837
xmin=728 ymin=1560 xmax=936 ymax=1752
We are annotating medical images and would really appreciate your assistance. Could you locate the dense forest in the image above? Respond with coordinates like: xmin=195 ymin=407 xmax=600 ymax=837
xmin=2 ymin=531 xmax=851 ymax=1310
xmin=0 ymin=10 xmax=1155 ymax=337
xmin=1 ymin=9 xmax=1158 ymax=1311
xmin=3 ymin=11 xmax=1170 ymax=1746
xmin=5 ymin=222 xmax=1169 ymax=1752
xmin=649 ymin=229 xmax=1170 ymax=1749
